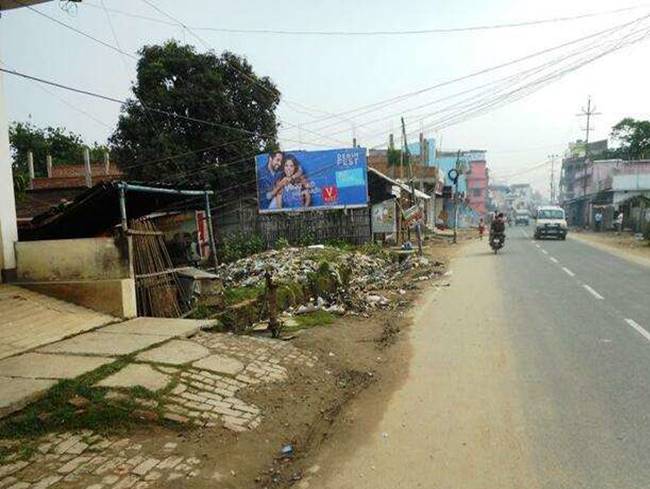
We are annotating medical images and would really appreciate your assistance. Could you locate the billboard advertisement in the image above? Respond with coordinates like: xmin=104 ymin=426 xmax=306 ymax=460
xmin=255 ymin=147 xmax=368 ymax=213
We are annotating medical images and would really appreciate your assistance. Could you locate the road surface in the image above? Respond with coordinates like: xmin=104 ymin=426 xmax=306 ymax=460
xmin=308 ymin=227 xmax=650 ymax=489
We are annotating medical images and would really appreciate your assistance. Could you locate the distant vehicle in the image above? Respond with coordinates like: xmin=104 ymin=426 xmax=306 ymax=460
xmin=534 ymin=206 xmax=567 ymax=240
xmin=514 ymin=209 xmax=530 ymax=226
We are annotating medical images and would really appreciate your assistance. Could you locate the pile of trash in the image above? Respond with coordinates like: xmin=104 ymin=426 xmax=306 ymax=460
xmin=214 ymin=245 xmax=442 ymax=314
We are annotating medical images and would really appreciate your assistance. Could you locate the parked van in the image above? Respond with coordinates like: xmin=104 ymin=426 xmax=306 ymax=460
xmin=534 ymin=206 xmax=567 ymax=240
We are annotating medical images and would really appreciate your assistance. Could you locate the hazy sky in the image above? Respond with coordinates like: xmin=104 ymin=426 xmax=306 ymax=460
xmin=2 ymin=0 xmax=650 ymax=196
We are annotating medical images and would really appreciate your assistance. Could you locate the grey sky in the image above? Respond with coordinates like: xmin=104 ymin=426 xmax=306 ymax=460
xmin=2 ymin=0 xmax=650 ymax=196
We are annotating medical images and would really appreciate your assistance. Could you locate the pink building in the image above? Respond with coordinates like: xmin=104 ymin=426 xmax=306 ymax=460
xmin=466 ymin=159 xmax=489 ymax=215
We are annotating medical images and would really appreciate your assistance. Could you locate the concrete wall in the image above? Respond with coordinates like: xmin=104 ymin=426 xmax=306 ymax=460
xmin=13 ymin=237 xmax=136 ymax=318
xmin=23 ymin=279 xmax=136 ymax=318
xmin=15 ymin=237 xmax=131 ymax=282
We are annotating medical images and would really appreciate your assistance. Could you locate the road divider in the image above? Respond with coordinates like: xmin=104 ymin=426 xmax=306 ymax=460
xmin=583 ymin=284 xmax=604 ymax=300
xmin=562 ymin=267 xmax=575 ymax=277
xmin=625 ymin=318 xmax=650 ymax=342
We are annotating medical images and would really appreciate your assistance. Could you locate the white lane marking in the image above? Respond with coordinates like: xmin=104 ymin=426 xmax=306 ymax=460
xmin=535 ymin=244 xmax=540 ymax=248
xmin=625 ymin=319 xmax=650 ymax=342
xmin=550 ymin=257 xmax=559 ymax=263
xmin=541 ymin=249 xmax=549 ymax=255
xmin=562 ymin=267 xmax=576 ymax=277
xmin=583 ymin=284 xmax=604 ymax=300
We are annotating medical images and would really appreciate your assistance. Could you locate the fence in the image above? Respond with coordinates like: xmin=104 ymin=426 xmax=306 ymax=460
xmin=214 ymin=197 xmax=371 ymax=246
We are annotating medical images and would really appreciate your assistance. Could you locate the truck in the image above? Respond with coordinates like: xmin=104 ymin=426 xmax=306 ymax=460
xmin=514 ymin=209 xmax=531 ymax=226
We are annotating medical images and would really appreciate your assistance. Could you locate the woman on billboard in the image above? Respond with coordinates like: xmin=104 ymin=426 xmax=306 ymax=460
xmin=274 ymin=154 xmax=312 ymax=209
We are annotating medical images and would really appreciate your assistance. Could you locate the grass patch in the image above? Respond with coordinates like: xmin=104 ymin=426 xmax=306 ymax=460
xmin=290 ymin=310 xmax=336 ymax=330
xmin=224 ymin=285 xmax=264 ymax=305
xmin=0 ymin=356 xmax=157 ymax=440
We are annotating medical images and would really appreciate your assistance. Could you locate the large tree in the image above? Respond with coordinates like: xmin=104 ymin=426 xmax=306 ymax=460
xmin=610 ymin=118 xmax=650 ymax=159
xmin=110 ymin=41 xmax=280 ymax=195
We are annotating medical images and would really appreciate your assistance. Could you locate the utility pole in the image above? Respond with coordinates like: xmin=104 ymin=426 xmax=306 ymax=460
xmin=453 ymin=150 xmax=461 ymax=244
xmin=401 ymin=117 xmax=422 ymax=256
xmin=548 ymin=154 xmax=558 ymax=204
xmin=576 ymin=96 xmax=601 ymax=225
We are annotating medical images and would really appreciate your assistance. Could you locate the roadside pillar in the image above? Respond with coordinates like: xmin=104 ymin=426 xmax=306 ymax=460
xmin=204 ymin=191 xmax=219 ymax=271
xmin=27 ymin=151 xmax=34 ymax=189
xmin=83 ymin=147 xmax=92 ymax=188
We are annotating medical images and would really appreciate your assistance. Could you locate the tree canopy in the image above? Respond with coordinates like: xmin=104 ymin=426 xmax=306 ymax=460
xmin=610 ymin=118 xmax=650 ymax=159
xmin=110 ymin=41 xmax=280 ymax=195
xmin=9 ymin=122 xmax=107 ymax=177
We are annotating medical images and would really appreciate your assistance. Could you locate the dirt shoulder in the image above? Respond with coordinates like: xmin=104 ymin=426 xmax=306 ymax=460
xmin=300 ymin=237 xmax=539 ymax=489
xmin=569 ymin=230 xmax=650 ymax=267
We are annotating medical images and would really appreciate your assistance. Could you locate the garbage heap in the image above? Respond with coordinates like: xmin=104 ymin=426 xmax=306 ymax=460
xmin=213 ymin=246 xmax=442 ymax=316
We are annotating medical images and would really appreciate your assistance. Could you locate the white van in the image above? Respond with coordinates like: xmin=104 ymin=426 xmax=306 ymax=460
xmin=534 ymin=206 xmax=567 ymax=240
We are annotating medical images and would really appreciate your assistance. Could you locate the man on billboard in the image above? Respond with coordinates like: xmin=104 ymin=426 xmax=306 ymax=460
xmin=257 ymin=151 xmax=283 ymax=209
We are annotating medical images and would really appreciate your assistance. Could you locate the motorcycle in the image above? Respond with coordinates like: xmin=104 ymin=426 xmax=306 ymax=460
xmin=490 ymin=232 xmax=505 ymax=254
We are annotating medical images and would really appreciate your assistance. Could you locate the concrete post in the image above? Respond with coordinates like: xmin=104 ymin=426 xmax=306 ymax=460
xmin=83 ymin=147 xmax=92 ymax=187
xmin=46 ymin=154 xmax=53 ymax=178
xmin=0 ymin=68 xmax=18 ymax=280
xmin=103 ymin=151 xmax=110 ymax=175
xmin=27 ymin=151 xmax=35 ymax=189
xmin=204 ymin=191 xmax=219 ymax=271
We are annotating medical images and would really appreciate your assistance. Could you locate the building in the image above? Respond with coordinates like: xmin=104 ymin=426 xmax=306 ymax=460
xmin=465 ymin=152 xmax=489 ymax=216
xmin=561 ymin=150 xmax=650 ymax=228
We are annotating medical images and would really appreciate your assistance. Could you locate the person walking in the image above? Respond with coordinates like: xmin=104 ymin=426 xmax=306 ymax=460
xmin=594 ymin=210 xmax=603 ymax=232
xmin=478 ymin=218 xmax=486 ymax=240
xmin=615 ymin=210 xmax=624 ymax=234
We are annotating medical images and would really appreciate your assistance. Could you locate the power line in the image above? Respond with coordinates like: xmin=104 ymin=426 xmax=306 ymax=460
xmin=289 ymin=13 xmax=650 ymax=131
xmin=0 ymin=66 xmax=335 ymax=149
xmin=80 ymin=1 xmax=649 ymax=36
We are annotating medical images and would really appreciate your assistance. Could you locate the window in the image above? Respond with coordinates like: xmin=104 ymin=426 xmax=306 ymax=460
xmin=537 ymin=209 xmax=565 ymax=219
xmin=472 ymin=188 xmax=482 ymax=197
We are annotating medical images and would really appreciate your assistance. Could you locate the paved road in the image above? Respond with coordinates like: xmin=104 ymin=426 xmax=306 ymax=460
xmin=308 ymin=229 xmax=650 ymax=489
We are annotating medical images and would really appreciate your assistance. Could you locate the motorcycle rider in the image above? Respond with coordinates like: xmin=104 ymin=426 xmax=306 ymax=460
xmin=490 ymin=212 xmax=506 ymax=244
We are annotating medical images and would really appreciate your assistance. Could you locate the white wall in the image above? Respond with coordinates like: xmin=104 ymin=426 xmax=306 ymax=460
xmin=0 ymin=69 xmax=18 ymax=278
xmin=612 ymin=174 xmax=650 ymax=191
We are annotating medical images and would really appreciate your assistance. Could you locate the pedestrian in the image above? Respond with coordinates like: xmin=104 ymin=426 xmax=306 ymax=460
xmin=616 ymin=210 xmax=624 ymax=234
xmin=594 ymin=210 xmax=603 ymax=232
xmin=478 ymin=218 xmax=486 ymax=240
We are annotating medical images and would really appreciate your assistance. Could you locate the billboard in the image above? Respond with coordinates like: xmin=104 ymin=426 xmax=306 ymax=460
xmin=255 ymin=148 xmax=368 ymax=213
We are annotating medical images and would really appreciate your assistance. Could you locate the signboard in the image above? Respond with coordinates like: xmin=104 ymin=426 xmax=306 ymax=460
xmin=403 ymin=204 xmax=424 ymax=228
xmin=255 ymin=148 xmax=368 ymax=213
xmin=372 ymin=199 xmax=396 ymax=234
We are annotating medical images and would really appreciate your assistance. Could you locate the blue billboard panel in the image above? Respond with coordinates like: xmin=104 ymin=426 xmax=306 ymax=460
xmin=255 ymin=148 xmax=368 ymax=213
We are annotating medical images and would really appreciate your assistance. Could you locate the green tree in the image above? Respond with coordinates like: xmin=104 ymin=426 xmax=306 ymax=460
xmin=110 ymin=41 xmax=280 ymax=194
xmin=9 ymin=121 xmax=107 ymax=177
xmin=610 ymin=118 xmax=650 ymax=159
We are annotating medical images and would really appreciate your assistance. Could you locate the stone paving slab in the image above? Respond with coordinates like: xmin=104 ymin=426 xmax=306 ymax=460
xmin=100 ymin=318 xmax=214 ymax=338
xmin=38 ymin=332 xmax=167 ymax=357
xmin=96 ymin=364 xmax=172 ymax=392
xmin=192 ymin=354 xmax=244 ymax=376
xmin=0 ymin=353 xmax=113 ymax=380
xmin=0 ymin=377 xmax=56 ymax=417
xmin=136 ymin=340 xmax=210 ymax=365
